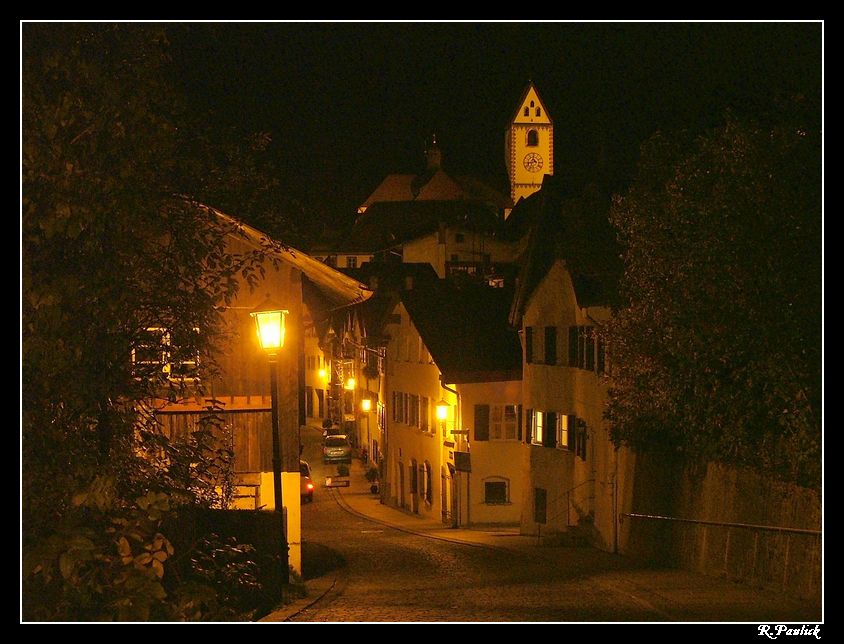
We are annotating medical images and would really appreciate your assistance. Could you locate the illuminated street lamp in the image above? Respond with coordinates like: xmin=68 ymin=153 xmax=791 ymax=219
xmin=318 ymin=367 xmax=327 ymax=380
xmin=436 ymin=400 xmax=449 ymax=421
xmin=436 ymin=399 xmax=450 ymax=438
xmin=361 ymin=398 xmax=372 ymax=458
xmin=344 ymin=376 xmax=356 ymax=390
xmin=250 ymin=297 xmax=289 ymax=585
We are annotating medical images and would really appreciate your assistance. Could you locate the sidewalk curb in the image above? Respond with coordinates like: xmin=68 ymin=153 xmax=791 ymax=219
xmin=258 ymin=574 xmax=339 ymax=622
xmin=330 ymin=486 xmax=524 ymax=556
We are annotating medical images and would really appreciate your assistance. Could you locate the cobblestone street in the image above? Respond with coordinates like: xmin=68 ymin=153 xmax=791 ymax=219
xmin=279 ymin=428 xmax=820 ymax=623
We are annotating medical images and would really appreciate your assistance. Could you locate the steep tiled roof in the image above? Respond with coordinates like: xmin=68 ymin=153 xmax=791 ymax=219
xmin=342 ymin=200 xmax=503 ymax=252
xmin=401 ymin=280 xmax=522 ymax=384
xmin=508 ymin=180 xmax=622 ymax=325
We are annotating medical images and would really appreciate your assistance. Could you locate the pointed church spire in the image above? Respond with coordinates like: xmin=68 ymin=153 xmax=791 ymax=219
xmin=425 ymin=133 xmax=442 ymax=171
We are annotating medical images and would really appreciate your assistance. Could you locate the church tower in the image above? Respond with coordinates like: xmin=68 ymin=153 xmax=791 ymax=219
xmin=505 ymin=82 xmax=553 ymax=207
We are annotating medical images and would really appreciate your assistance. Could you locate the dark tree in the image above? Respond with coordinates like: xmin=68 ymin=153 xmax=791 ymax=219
xmin=605 ymin=110 xmax=821 ymax=488
xmin=22 ymin=24 xmax=284 ymax=620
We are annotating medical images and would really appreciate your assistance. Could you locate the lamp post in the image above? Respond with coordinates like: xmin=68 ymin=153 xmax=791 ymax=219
xmin=361 ymin=398 xmax=372 ymax=459
xmin=436 ymin=399 xmax=449 ymax=436
xmin=250 ymin=298 xmax=290 ymax=586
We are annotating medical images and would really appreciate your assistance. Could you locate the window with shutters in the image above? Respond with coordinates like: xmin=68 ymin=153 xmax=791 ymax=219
xmin=420 ymin=396 xmax=429 ymax=432
xmin=544 ymin=326 xmax=557 ymax=365
xmin=474 ymin=404 xmax=490 ymax=441
xmin=568 ymin=325 xmax=601 ymax=372
xmin=557 ymin=414 xmax=577 ymax=451
xmin=409 ymin=394 xmax=419 ymax=428
xmin=525 ymin=408 xmax=534 ymax=444
xmin=133 ymin=327 xmax=200 ymax=380
xmin=490 ymin=404 xmax=519 ymax=440
xmin=543 ymin=411 xmax=558 ymax=448
xmin=525 ymin=326 xmax=534 ymax=364
xmin=484 ymin=478 xmax=509 ymax=504
xmin=531 ymin=410 xmax=544 ymax=446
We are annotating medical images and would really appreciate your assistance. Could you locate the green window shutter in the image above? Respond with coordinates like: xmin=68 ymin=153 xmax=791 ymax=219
xmin=474 ymin=404 xmax=490 ymax=441
xmin=585 ymin=328 xmax=595 ymax=371
xmin=544 ymin=411 xmax=557 ymax=448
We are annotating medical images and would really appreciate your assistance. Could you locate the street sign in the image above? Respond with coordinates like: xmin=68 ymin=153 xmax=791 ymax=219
xmin=454 ymin=451 xmax=471 ymax=472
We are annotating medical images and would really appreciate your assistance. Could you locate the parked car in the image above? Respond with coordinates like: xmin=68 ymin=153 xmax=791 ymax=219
xmin=300 ymin=459 xmax=315 ymax=503
xmin=322 ymin=424 xmax=345 ymax=439
xmin=323 ymin=435 xmax=352 ymax=464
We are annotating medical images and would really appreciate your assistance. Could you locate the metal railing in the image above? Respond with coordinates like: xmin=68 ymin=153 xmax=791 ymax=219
xmin=621 ymin=512 xmax=821 ymax=591
xmin=620 ymin=513 xmax=821 ymax=536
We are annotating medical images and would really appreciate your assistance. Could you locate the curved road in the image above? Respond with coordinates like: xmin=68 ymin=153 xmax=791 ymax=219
xmin=292 ymin=427 xmax=819 ymax=622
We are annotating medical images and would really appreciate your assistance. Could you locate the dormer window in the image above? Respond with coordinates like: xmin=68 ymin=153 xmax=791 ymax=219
xmin=527 ymin=129 xmax=538 ymax=147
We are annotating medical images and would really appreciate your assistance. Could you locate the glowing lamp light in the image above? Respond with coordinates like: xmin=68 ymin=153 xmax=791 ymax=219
xmin=344 ymin=377 xmax=356 ymax=390
xmin=318 ymin=368 xmax=327 ymax=380
xmin=436 ymin=400 xmax=449 ymax=421
xmin=361 ymin=398 xmax=372 ymax=412
xmin=250 ymin=298 xmax=288 ymax=353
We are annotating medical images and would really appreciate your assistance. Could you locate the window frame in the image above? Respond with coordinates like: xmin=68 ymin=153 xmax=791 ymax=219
xmin=483 ymin=478 xmax=509 ymax=505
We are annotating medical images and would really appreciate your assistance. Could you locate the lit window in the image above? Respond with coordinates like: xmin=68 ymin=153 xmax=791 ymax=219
xmin=532 ymin=411 xmax=544 ymax=446
xmin=558 ymin=414 xmax=571 ymax=450
xmin=346 ymin=256 xmax=358 ymax=268
xmin=491 ymin=404 xmax=518 ymax=440
xmin=484 ymin=479 xmax=508 ymax=504
xmin=527 ymin=130 xmax=538 ymax=147
xmin=132 ymin=327 xmax=199 ymax=380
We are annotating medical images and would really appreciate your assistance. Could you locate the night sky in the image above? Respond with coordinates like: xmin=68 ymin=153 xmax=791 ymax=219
xmin=168 ymin=22 xmax=821 ymax=223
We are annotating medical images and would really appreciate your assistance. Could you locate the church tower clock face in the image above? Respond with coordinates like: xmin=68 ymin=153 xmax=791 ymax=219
xmin=523 ymin=152 xmax=544 ymax=173
xmin=506 ymin=82 xmax=553 ymax=207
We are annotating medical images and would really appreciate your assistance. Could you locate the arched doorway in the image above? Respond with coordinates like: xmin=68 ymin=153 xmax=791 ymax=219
xmin=410 ymin=459 xmax=419 ymax=514
xmin=397 ymin=461 xmax=405 ymax=510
